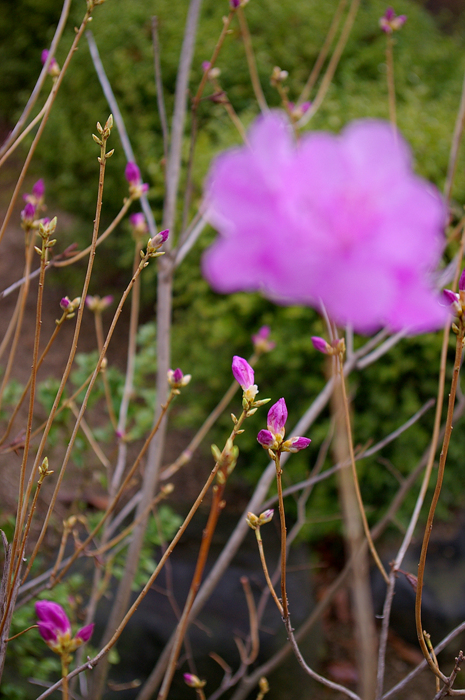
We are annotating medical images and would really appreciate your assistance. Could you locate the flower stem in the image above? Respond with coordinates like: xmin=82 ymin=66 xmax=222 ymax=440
xmin=337 ymin=351 xmax=389 ymax=585
xmin=254 ymin=527 xmax=283 ymax=615
xmin=415 ymin=319 xmax=465 ymax=679
xmin=386 ymin=34 xmax=397 ymax=129
xmin=273 ymin=452 xmax=289 ymax=619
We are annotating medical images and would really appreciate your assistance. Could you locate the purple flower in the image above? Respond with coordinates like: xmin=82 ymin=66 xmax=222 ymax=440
xmin=443 ymin=289 xmax=459 ymax=306
xmin=60 ymin=297 xmax=70 ymax=310
xmin=460 ymin=268 xmax=465 ymax=292
xmin=202 ymin=113 xmax=448 ymax=334
xmin=75 ymin=623 xmax=94 ymax=643
xmin=167 ymin=368 xmax=191 ymax=388
xmin=32 ymin=179 xmax=45 ymax=199
xmin=125 ymin=161 xmax=149 ymax=198
xmin=267 ymin=397 xmax=287 ymax=438
xmin=41 ymin=49 xmax=60 ymax=76
xmin=230 ymin=0 xmax=241 ymax=7
xmin=252 ymin=326 xmax=275 ymax=353
xmin=35 ymin=601 xmax=94 ymax=654
xmin=311 ymin=336 xmax=330 ymax=354
xmin=257 ymin=398 xmax=310 ymax=453
xmin=149 ymin=228 xmax=170 ymax=252
xmin=232 ymin=356 xmax=258 ymax=402
xmin=129 ymin=212 xmax=148 ymax=236
xmin=21 ymin=202 xmax=36 ymax=224
xmin=202 ymin=61 xmax=211 ymax=72
xmin=379 ymin=7 xmax=407 ymax=33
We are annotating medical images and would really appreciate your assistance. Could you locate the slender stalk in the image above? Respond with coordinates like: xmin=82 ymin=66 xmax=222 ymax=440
xmin=298 ymin=0 xmax=361 ymax=127
xmin=337 ymin=351 xmax=389 ymax=584
xmin=385 ymin=34 xmax=397 ymax=129
xmin=110 ymin=239 xmax=143 ymax=495
xmin=298 ymin=0 xmax=347 ymax=105
xmin=415 ymin=318 xmax=465 ymax=678
xmin=273 ymin=452 xmax=289 ymax=620
xmin=236 ymin=6 xmax=268 ymax=113
xmin=254 ymin=527 xmax=283 ymax=615
xmin=92 ymin=310 xmax=118 ymax=431
xmin=0 ymin=99 xmax=50 ymax=169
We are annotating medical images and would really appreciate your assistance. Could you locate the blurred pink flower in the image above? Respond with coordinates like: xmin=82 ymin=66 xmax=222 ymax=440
xmin=379 ymin=7 xmax=407 ymax=33
xmin=125 ymin=161 xmax=149 ymax=198
xmin=203 ymin=112 xmax=448 ymax=334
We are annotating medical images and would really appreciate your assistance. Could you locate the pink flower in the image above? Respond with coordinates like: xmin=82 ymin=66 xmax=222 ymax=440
xmin=129 ymin=212 xmax=148 ymax=236
xmin=380 ymin=8 xmax=407 ymax=33
xmin=41 ymin=50 xmax=60 ymax=76
xmin=125 ymin=161 xmax=149 ymax=198
xmin=21 ymin=202 xmax=36 ymax=224
xmin=257 ymin=398 xmax=311 ymax=453
xmin=35 ymin=601 xmax=94 ymax=654
xmin=167 ymin=368 xmax=191 ymax=388
xmin=232 ymin=356 xmax=258 ymax=403
xmin=252 ymin=326 xmax=276 ymax=353
xmin=203 ymin=113 xmax=448 ymax=334
xmin=149 ymin=228 xmax=170 ymax=251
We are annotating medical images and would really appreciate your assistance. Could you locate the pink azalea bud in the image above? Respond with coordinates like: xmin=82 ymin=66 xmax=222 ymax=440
xmin=232 ymin=356 xmax=254 ymax=389
xmin=230 ymin=0 xmax=240 ymax=7
xmin=35 ymin=601 xmax=71 ymax=650
xmin=459 ymin=268 xmax=465 ymax=292
xmin=60 ymin=297 xmax=70 ymax=310
xmin=202 ymin=61 xmax=211 ymax=72
xmin=258 ymin=509 xmax=274 ymax=524
xmin=41 ymin=49 xmax=60 ymax=75
xmin=22 ymin=202 xmax=36 ymax=222
xmin=282 ymin=436 xmax=311 ymax=453
xmin=267 ymin=398 xmax=287 ymax=438
xmin=32 ymin=179 xmax=45 ymax=199
xmin=443 ymin=289 xmax=459 ymax=305
xmin=129 ymin=212 xmax=148 ymax=236
xmin=379 ymin=7 xmax=407 ymax=33
xmin=311 ymin=336 xmax=330 ymax=354
xmin=252 ymin=326 xmax=275 ymax=353
xmin=183 ymin=673 xmax=206 ymax=689
xmin=150 ymin=228 xmax=170 ymax=250
xmin=75 ymin=623 xmax=94 ymax=644
xmin=167 ymin=368 xmax=191 ymax=388
xmin=125 ymin=161 xmax=141 ymax=185
xmin=257 ymin=429 xmax=275 ymax=448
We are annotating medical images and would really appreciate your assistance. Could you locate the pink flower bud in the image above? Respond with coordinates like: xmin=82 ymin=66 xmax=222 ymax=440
xmin=75 ymin=623 xmax=94 ymax=644
xmin=443 ymin=289 xmax=459 ymax=305
xmin=282 ymin=436 xmax=311 ymax=453
xmin=21 ymin=202 xmax=36 ymax=222
xmin=460 ymin=268 xmax=465 ymax=292
xmin=125 ymin=162 xmax=141 ymax=185
xmin=257 ymin=429 xmax=275 ymax=448
xmin=32 ymin=179 xmax=45 ymax=199
xmin=252 ymin=326 xmax=275 ymax=353
xmin=232 ymin=356 xmax=254 ymax=389
xmin=167 ymin=368 xmax=191 ymax=388
xmin=60 ymin=297 xmax=70 ymax=309
xmin=202 ymin=61 xmax=211 ymax=72
xmin=266 ymin=398 xmax=287 ymax=438
xmin=311 ymin=336 xmax=330 ymax=354
xmin=379 ymin=7 xmax=407 ymax=33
